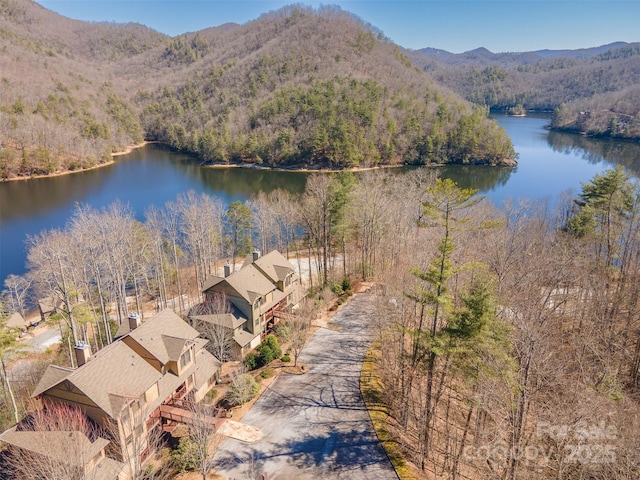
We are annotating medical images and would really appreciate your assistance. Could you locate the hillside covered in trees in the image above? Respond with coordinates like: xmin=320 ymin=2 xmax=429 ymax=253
xmin=2 ymin=168 xmax=639 ymax=479
xmin=410 ymin=43 xmax=640 ymax=140
xmin=0 ymin=0 xmax=516 ymax=179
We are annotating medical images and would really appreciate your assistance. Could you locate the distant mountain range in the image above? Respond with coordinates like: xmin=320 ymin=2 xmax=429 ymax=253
xmin=414 ymin=42 xmax=632 ymax=66
xmin=409 ymin=42 xmax=640 ymax=139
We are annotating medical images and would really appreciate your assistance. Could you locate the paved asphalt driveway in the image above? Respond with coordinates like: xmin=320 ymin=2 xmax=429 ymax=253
xmin=212 ymin=292 xmax=398 ymax=480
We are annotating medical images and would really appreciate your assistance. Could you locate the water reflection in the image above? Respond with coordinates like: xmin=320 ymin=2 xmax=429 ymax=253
xmin=174 ymin=164 xmax=308 ymax=198
xmin=439 ymin=165 xmax=514 ymax=193
xmin=0 ymin=165 xmax=117 ymax=222
xmin=547 ymin=130 xmax=640 ymax=176
xmin=2 ymin=117 xmax=640 ymax=283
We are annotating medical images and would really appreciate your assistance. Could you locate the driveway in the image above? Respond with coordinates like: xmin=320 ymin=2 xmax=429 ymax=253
xmin=22 ymin=326 xmax=62 ymax=352
xmin=212 ymin=292 xmax=397 ymax=480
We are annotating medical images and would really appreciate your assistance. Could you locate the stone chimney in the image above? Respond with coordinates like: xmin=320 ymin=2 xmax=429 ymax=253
xmin=252 ymin=249 xmax=261 ymax=262
xmin=128 ymin=312 xmax=141 ymax=331
xmin=74 ymin=342 xmax=92 ymax=367
xmin=224 ymin=263 xmax=231 ymax=278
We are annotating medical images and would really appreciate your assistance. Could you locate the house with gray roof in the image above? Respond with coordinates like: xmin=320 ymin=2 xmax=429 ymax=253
xmin=194 ymin=250 xmax=303 ymax=358
xmin=0 ymin=309 xmax=221 ymax=479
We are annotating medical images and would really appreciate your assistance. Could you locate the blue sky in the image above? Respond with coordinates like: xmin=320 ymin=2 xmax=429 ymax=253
xmin=37 ymin=1 xmax=639 ymax=53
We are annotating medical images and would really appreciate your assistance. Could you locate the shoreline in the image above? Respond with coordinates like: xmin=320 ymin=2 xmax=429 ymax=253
xmin=1 ymin=140 xmax=517 ymax=182
xmin=0 ymin=141 xmax=151 ymax=183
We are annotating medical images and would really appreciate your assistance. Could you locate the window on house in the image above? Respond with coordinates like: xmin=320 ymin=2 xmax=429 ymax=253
xmin=186 ymin=373 xmax=195 ymax=390
xmin=132 ymin=399 xmax=140 ymax=415
xmin=180 ymin=348 xmax=192 ymax=369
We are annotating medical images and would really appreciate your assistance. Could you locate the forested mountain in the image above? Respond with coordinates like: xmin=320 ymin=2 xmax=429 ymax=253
xmin=0 ymin=0 xmax=165 ymax=176
xmin=409 ymin=42 xmax=640 ymax=139
xmin=415 ymin=42 xmax=632 ymax=67
xmin=0 ymin=0 xmax=515 ymax=179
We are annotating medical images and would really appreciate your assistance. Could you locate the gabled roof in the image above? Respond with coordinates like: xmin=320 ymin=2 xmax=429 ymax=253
xmin=203 ymin=250 xmax=297 ymax=305
xmin=192 ymin=305 xmax=247 ymax=330
xmin=224 ymin=264 xmax=276 ymax=303
xmin=162 ymin=335 xmax=193 ymax=362
xmin=38 ymin=296 xmax=62 ymax=314
xmin=33 ymin=342 xmax=163 ymax=418
xmin=253 ymin=250 xmax=296 ymax=283
xmin=5 ymin=312 xmax=27 ymax=329
xmin=31 ymin=310 xmax=212 ymax=419
xmin=0 ymin=427 xmax=109 ymax=465
xmin=32 ymin=365 xmax=74 ymax=397
xmin=233 ymin=329 xmax=258 ymax=348
xmin=0 ymin=427 xmax=126 ymax=479
xmin=126 ymin=309 xmax=200 ymax=364
xmin=73 ymin=342 xmax=162 ymax=417
xmin=202 ymin=275 xmax=225 ymax=292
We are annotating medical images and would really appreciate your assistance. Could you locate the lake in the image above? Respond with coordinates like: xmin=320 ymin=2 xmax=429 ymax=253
xmin=1 ymin=114 xmax=639 ymax=284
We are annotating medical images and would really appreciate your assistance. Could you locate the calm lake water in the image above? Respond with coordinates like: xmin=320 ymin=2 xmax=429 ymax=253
xmin=1 ymin=114 xmax=639 ymax=284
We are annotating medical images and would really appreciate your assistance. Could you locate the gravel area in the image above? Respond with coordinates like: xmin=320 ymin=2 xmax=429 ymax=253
xmin=211 ymin=292 xmax=398 ymax=480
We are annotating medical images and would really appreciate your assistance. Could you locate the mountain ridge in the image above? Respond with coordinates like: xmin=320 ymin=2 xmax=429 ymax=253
xmin=0 ymin=1 xmax=516 ymax=180
xmin=409 ymin=40 xmax=640 ymax=139
xmin=416 ymin=42 xmax=631 ymax=62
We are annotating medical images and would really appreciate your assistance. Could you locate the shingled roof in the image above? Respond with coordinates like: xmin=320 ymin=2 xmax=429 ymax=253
xmin=5 ymin=312 xmax=27 ymax=329
xmin=223 ymin=264 xmax=275 ymax=304
xmin=32 ymin=365 xmax=74 ymax=397
xmin=253 ymin=250 xmax=296 ymax=283
xmin=191 ymin=305 xmax=246 ymax=330
xmin=32 ymin=310 xmax=209 ymax=419
xmin=0 ymin=427 xmax=125 ymax=479
xmin=0 ymin=427 xmax=109 ymax=466
xmin=33 ymin=342 xmax=163 ymax=418
xmin=126 ymin=309 xmax=200 ymax=364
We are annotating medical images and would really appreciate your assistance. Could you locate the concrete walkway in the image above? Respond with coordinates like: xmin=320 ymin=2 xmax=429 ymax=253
xmin=211 ymin=292 xmax=397 ymax=480
xmin=218 ymin=420 xmax=263 ymax=443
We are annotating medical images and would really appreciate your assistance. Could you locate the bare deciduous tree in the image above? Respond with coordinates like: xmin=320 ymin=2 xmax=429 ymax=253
xmin=278 ymin=299 xmax=315 ymax=367
xmin=1 ymin=403 xmax=109 ymax=480
xmin=191 ymin=293 xmax=236 ymax=362
xmin=182 ymin=401 xmax=225 ymax=480
xmin=2 ymin=274 xmax=32 ymax=318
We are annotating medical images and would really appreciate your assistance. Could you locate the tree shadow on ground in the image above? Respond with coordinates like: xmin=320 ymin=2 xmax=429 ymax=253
xmin=213 ymin=427 xmax=394 ymax=479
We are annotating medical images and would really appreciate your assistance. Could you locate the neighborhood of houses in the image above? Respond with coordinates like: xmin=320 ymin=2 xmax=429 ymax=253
xmin=0 ymin=250 xmax=303 ymax=479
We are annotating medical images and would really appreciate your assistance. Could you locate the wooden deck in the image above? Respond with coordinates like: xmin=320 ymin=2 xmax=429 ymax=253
xmin=158 ymin=404 xmax=262 ymax=443
xmin=159 ymin=404 xmax=225 ymax=427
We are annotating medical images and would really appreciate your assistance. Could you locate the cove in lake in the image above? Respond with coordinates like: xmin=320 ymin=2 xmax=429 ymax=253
xmin=1 ymin=114 xmax=639 ymax=284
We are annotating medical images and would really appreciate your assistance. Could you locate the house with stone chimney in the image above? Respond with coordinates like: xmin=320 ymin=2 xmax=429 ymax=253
xmin=193 ymin=249 xmax=304 ymax=359
xmin=0 ymin=309 xmax=221 ymax=479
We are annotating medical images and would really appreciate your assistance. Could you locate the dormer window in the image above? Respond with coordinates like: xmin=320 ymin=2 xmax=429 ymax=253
xmin=179 ymin=347 xmax=192 ymax=370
